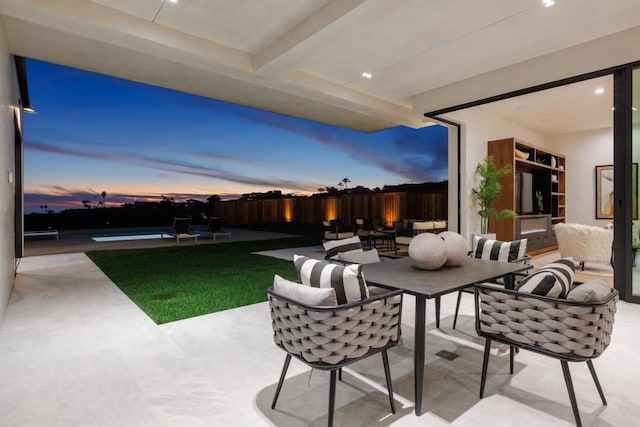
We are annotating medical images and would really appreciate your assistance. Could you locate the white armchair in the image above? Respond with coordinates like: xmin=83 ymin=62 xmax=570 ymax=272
xmin=554 ymin=223 xmax=613 ymax=270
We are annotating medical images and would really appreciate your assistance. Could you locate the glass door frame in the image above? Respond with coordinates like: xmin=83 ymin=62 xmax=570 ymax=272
xmin=614 ymin=66 xmax=640 ymax=303
xmin=425 ymin=62 xmax=640 ymax=303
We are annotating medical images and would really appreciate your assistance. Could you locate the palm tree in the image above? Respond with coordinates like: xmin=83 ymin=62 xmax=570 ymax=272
xmin=101 ymin=191 xmax=107 ymax=208
xmin=337 ymin=182 xmax=344 ymax=191
xmin=342 ymin=177 xmax=351 ymax=190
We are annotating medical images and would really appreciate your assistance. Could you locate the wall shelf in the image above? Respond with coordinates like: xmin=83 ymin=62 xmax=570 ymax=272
xmin=488 ymin=138 xmax=566 ymax=253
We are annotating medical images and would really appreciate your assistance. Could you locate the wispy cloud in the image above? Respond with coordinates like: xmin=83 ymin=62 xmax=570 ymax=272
xmin=26 ymin=138 xmax=325 ymax=192
xmin=187 ymin=98 xmax=448 ymax=182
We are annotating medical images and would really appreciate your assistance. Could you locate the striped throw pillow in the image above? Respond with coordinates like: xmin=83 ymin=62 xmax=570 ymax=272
xmin=293 ymin=255 xmax=369 ymax=304
xmin=516 ymin=257 xmax=575 ymax=298
xmin=323 ymin=236 xmax=363 ymax=259
xmin=472 ymin=236 xmax=527 ymax=262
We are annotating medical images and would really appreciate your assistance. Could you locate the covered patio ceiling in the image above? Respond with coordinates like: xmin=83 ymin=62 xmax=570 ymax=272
xmin=1 ymin=0 xmax=640 ymax=132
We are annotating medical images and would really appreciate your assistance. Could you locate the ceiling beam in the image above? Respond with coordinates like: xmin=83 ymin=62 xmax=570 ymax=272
xmin=412 ymin=25 xmax=640 ymax=116
xmin=285 ymin=71 xmax=425 ymax=128
xmin=253 ymin=0 xmax=367 ymax=77
xmin=0 ymin=0 xmax=253 ymax=70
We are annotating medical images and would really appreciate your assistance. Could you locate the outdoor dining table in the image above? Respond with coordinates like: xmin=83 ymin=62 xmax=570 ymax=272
xmin=362 ymin=256 xmax=530 ymax=416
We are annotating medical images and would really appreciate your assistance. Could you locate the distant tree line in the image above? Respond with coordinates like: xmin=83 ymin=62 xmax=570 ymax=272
xmin=24 ymin=181 xmax=447 ymax=230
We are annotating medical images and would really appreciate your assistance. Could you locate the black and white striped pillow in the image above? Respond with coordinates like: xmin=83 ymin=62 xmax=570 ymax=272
xmin=323 ymin=236 xmax=363 ymax=259
xmin=473 ymin=236 xmax=527 ymax=262
xmin=293 ymin=255 xmax=368 ymax=304
xmin=516 ymin=257 xmax=575 ymax=298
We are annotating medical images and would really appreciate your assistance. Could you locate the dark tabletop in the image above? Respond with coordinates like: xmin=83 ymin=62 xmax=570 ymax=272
xmin=362 ymin=256 xmax=530 ymax=298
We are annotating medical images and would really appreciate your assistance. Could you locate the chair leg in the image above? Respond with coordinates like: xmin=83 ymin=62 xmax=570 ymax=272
xmin=561 ymin=360 xmax=583 ymax=427
xmin=479 ymin=338 xmax=492 ymax=398
xmin=435 ymin=296 xmax=441 ymax=328
xmin=328 ymin=370 xmax=337 ymax=427
xmin=381 ymin=349 xmax=396 ymax=414
xmin=509 ymin=346 xmax=515 ymax=375
xmin=338 ymin=368 xmax=342 ymax=382
xmin=271 ymin=354 xmax=292 ymax=409
xmin=453 ymin=291 xmax=462 ymax=329
xmin=587 ymin=360 xmax=608 ymax=405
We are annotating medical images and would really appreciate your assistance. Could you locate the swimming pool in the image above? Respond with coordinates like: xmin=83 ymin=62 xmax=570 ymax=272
xmin=91 ymin=230 xmax=206 ymax=242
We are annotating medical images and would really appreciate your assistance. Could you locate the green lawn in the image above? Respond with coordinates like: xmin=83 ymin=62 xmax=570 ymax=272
xmin=86 ymin=235 xmax=318 ymax=324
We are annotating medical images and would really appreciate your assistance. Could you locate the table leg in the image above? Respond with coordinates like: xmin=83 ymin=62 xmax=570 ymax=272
xmin=414 ymin=295 xmax=426 ymax=415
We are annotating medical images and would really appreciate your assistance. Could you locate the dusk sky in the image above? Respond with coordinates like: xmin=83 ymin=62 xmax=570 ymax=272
xmin=23 ymin=59 xmax=448 ymax=214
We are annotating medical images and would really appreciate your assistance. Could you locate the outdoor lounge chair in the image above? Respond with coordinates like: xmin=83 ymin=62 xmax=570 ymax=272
xmin=207 ymin=216 xmax=231 ymax=241
xmin=172 ymin=217 xmax=198 ymax=242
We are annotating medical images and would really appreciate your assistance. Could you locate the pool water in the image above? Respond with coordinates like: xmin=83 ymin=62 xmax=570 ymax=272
xmin=91 ymin=230 xmax=207 ymax=242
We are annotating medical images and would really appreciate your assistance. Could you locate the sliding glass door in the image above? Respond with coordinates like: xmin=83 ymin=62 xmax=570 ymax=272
xmin=629 ymin=68 xmax=640 ymax=301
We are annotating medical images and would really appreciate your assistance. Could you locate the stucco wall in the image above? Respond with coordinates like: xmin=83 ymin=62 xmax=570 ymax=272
xmin=0 ymin=20 xmax=18 ymax=321
xmin=547 ymin=128 xmax=614 ymax=226
xmin=444 ymin=108 xmax=544 ymax=244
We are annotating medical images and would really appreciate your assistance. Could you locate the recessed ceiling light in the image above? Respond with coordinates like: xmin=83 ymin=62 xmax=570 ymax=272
xmin=542 ymin=0 xmax=555 ymax=7
xmin=595 ymin=87 xmax=605 ymax=95
xmin=633 ymin=107 xmax=638 ymax=112
xmin=168 ymin=0 xmax=178 ymax=3
xmin=362 ymin=72 xmax=372 ymax=79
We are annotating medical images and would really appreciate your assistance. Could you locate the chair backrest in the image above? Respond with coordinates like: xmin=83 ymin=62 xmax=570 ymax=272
xmin=173 ymin=217 xmax=192 ymax=234
xmin=268 ymin=286 xmax=403 ymax=367
xmin=323 ymin=235 xmax=363 ymax=259
xmin=474 ymin=283 xmax=617 ymax=361
xmin=554 ymin=223 xmax=613 ymax=264
xmin=208 ymin=217 xmax=224 ymax=232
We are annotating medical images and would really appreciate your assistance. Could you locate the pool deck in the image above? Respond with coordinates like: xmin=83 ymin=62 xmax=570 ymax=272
xmin=23 ymin=226 xmax=301 ymax=256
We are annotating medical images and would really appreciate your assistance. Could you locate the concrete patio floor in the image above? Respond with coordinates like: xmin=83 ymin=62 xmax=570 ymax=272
xmin=1 ymin=248 xmax=639 ymax=426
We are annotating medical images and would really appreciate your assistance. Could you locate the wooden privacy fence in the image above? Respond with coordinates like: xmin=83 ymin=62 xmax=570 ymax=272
xmin=210 ymin=191 xmax=447 ymax=226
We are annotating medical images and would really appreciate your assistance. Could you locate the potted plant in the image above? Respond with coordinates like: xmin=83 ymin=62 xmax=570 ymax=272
xmin=371 ymin=218 xmax=385 ymax=231
xmin=472 ymin=155 xmax=517 ymax=235
xmin=535 ymin=190 xmax=544 ymax=214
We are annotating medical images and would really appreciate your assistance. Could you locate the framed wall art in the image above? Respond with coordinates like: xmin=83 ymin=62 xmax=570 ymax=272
xmin=596 ymin=163 xmax=639 ymax=219
xmin=595 ymin=165 xmax=614 ymax=219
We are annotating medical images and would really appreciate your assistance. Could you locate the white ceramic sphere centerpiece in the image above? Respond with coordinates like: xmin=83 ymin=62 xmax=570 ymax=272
xmin=408 ymin=233 xmax=447 ymax=270
xmin=439 ymin=231 xmax=468 ymax=266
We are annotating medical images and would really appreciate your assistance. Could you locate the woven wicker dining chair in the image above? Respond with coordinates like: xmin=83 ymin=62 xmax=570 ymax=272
xmin=474 ymin=282 xmax=618 ymax=427
xmin=267 ymin=286 xmax=403 ymax=427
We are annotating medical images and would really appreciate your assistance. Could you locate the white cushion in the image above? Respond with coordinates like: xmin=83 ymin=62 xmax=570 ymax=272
xmin=337 ymin=249 xmax=381 ymax=264
xmin=433 ymin=220 xmax=447 ymax=229
xmin=412 ymin=221 xmax=434 ymax=231
xmin=273 ymin=275 xmax=337 ymax=306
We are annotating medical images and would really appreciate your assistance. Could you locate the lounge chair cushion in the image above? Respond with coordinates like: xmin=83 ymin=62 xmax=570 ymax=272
xmin=567 ymin=278 xmax=611 ymax=302
xmin=472 ymin=236 xmax=527 ymax=262
xmin=273 ymin=275 xmax=337 ymax=306
xmin=516 ymin=257 xmax=575 ymax=298
xmin=293 ymin=255 xmax=369 ymax=304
